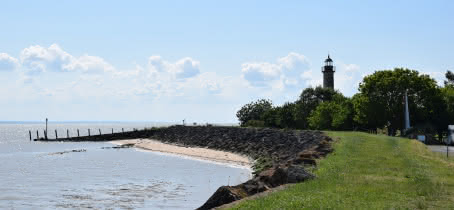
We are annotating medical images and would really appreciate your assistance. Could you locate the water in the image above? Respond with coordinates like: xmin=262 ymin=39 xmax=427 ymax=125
xmin=0 ymin=122 xmax=251 ymax=209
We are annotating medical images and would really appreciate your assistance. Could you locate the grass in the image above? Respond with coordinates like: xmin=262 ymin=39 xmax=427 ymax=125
xmin=227 ymin=131 xmax=454 ymax=209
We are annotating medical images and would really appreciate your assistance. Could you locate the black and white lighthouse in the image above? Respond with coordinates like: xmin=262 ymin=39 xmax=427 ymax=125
xmin=322 ymin=55 xmax=335 ymax=89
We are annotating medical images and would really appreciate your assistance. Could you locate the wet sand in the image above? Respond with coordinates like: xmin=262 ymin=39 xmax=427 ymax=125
xmin=110 ymin=139 xmax=252 ymax=168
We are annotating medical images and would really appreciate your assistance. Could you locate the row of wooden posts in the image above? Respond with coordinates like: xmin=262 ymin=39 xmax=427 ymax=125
xmin=29 ymin=128 xmax=137 ymax=141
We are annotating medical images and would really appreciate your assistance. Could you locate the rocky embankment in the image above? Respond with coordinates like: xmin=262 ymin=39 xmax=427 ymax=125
xmin=36 ymin=125 xmax=333 ymax=209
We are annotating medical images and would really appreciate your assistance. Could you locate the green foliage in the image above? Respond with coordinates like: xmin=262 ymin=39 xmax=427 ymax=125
xmin=443 ymin=71 xmax=454 ymax=126
xmin=445 ymin=70 xmax=454 ymax=87
xmin=307 ymin=102 xmax=332 ymax=130
xmin=236 ymin=87 xmax=346 ymax=130
xmin=352 ymin=93 xmax=387 ymax=131
xmin=262 ymin=108 xmax=279 ymax=128
xmin=356 ymin=68 xmax=444 ymax=135
xmin=294 ymin=86 xmax=339 ymax=129
xmin=276 ymin=102 xmax=297 ymax=128
xmin=308 ymin=95 xmax=354 ymax=130
xmin=252 ymin=156 xmax=273 ymax=175
xmin=236 ymin=69 xmax=451 ymax=134
xmin=261 ymin=102 xmax=298 ymax=129
xmin=230 ymin=132 xmax=454 ymax=209
xmin=236 ymin=99 xmax=272 ymax=126
xmin=442 ymin=86 xmax=454 ymax=124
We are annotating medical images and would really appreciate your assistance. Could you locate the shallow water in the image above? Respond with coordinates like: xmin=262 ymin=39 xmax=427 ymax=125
xmin=0 ymin=123 xmax=251 ymax=209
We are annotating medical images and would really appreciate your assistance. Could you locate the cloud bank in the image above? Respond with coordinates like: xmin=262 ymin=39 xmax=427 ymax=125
xmin=20 ymin=44 xmax=114 ymax=74
xmin=1 ymin=44 xmax=377 ymax=122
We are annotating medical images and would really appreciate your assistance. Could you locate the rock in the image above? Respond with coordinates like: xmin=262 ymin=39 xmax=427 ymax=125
xmin=258 ymin=167 xmax=288 ymax=187
xmin=197 ymin=186 xmax=246 ymax=210
xmin=286 ymin=164 xmax=315 ymax=183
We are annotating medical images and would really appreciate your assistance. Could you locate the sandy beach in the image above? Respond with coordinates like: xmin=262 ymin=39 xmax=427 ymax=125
xmin=110 ymin=139 xmax=252 ymax=168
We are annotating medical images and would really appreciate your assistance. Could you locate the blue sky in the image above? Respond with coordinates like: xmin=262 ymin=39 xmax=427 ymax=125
xmin=0 ymin=0 xmax=453 ymax=123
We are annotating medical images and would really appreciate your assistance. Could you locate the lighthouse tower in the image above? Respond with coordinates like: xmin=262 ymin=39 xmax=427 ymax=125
xmin=322 ymin=55 xmax=335 ymax=89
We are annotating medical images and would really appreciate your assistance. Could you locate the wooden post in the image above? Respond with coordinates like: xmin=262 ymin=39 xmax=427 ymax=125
xmin=29 ymin=130 xmax=32 ymax=141
xmin=99 ymin=129 xmax=101 ymax=135
xmin=77 ymin=129 xmax=80 ymax=137
xmin=67 ymin=129 xmax=69 ymax=138
xmin=45 ymin=118 xmax=48 ymax=139
xmin=122 ymin=128 xmax=124 ymax=133
xmin=112 ymin=128 xmax=114 ymax=134
xmin=36 ymin=130 xmax=39 ymax=139
xmin=55 ymin=130 xmax=58 ymax=139
xmin=88 ymin=129 xmax=91 ymax=136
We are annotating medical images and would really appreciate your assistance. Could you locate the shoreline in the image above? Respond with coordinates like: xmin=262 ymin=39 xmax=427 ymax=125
xmin=36 ymin=125 xmax=332 ymax=209
xmin=110 ymin=139 xmax=253 ymax=170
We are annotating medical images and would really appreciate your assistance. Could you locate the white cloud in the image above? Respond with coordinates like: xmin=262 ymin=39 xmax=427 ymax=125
xmin=334 ymin=63 xmax=362 ymax=96
xmin=19 ymin=44 xmax=114 ymax=74
xmin=63 ymin=55 xmax=114 ymax=73
xmin=301 ymin=69 xmax=322 ymax=87
xmin=147 ymin=56 xmax=200 ymax=79
xmin=240 ymin=53 xmax=367 ymax=98
xmin=172 ymin=57 xmax=200 ymax=79
xmin=421 ymin=71 xmax=445 ymax=86
xmin=241 ymin=62 xmax=281 ymax=87
xmin=0 ymin=53 xmax=19 ymax=71
xmin=278 ymin=52 xmax=310 ymax=72
xmin=241 ymin=52 xmax=311 ymax=89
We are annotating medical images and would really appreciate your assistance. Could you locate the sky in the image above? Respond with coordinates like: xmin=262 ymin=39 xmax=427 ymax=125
xmin=0 ymin=0 xmax=453 ymax=123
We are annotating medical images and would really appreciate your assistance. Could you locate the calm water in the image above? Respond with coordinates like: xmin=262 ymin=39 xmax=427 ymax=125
xmin=0 ymin=123 xmax=251 ymax=209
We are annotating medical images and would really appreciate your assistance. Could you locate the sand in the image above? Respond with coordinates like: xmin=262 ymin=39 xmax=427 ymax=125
xmin=110 ymin=139 xmax=252 ymax=168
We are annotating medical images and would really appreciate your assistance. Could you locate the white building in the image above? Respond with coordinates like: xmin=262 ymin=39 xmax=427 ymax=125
xmin=449 ymin=125 xmax=454 ymax=145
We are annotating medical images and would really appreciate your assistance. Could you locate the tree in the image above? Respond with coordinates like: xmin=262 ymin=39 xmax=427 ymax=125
xmin=276 ymin=102 xmax=297 ymax=129
xmin=261 ymin=103 xmax=298 ymax=129
xmin=262 ymin=107 xmax=279 ymax=128
xmin=442 ymin=70 xmax=454 ymax=127
xmin=352 ymin=93 xmax=388 ymax=131
xmin=308 ymin=94 xmax=354 ymax=130
xmin=308 ymin=102 xmax=332 ymax=130
xmin=356 ymin=68 xmax=444 ymax=136
xmin=445 ymin=70 xmax=454 ymax=87
xmin=442 ymin=87 xmax=454 ymax=123
xmin=236 ymin=99 xmax=273 ymax=126
xmin=294 ymin=86 xmax=339 ymax=129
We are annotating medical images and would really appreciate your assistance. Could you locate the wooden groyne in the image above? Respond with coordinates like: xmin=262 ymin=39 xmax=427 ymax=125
xmin=32 ymin=128 xmax=157 ymax=142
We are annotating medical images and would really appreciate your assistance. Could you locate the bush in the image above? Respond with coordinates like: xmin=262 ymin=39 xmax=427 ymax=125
xmin=236 ymin=99 xmax=273 ymax=126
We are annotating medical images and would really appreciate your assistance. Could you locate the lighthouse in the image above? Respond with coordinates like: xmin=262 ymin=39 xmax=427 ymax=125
xmin=322 ymin=55 xmax=335 ymax=89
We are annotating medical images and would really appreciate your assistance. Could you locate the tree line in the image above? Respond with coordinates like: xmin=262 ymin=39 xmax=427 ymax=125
xmin=237 ymin=68 xmax=454 ymax=141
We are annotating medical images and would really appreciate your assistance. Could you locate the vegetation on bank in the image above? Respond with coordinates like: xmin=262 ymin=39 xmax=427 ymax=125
xmin=228 ymin=132 xmax=454 ymax=209
xmin=237 ymin=69 xmax=454 ymax=142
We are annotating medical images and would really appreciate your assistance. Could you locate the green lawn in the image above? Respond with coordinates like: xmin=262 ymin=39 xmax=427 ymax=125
xmin=228 ymin=132 xmax=454 ymax=209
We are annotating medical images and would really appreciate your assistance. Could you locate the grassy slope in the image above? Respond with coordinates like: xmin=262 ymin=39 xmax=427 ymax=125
xmin=228 ymin=132 xmax=454 ymax=209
